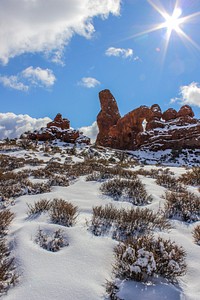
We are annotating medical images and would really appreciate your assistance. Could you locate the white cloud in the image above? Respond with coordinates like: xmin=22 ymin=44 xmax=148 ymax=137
xmin=171 ymin=82 xmax=200 ymax=107
xmin=0 ymin=67 xmax=56 ymax=91
xmin=79 ymin=121 xmax=98 ymax=142
xmin=22 ymin=67 xmax=56 ymax=87
xmin=0 ymin=0 xmax=121 ymax=64
xmin=105 ymin=47 xmax=133 ymax=58
xmin=0 ymin=75 xmax=28 ymax=91
xmin=0 ymin=112 xmax=51 ymax=139
xmin=79 ymin=77 xmax=101 ymax=88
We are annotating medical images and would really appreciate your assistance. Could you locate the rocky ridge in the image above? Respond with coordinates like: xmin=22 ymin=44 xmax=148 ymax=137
xmin=96 ymin=89 xmax=200 ymax=151
xmin=24 ymin=113 xmax=90 ymax=144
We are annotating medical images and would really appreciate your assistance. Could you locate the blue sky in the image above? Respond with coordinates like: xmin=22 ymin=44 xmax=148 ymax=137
xmin=0 ymin=0 xmax=200 ymax=139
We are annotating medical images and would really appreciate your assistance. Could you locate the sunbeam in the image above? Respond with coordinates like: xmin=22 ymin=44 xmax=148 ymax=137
xmin=129 ymin=0 xmax=200 ymax=58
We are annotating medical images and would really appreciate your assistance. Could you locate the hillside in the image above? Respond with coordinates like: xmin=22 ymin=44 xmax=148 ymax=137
xmin=0 ymin=139 xmax=199 ymax=299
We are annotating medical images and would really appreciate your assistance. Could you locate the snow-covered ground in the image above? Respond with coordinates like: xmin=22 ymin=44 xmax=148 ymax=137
xmin=0 ymin=143 xmax=200 ymax=300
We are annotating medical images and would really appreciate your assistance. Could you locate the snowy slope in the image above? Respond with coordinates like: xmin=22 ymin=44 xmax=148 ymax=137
xmin=0 ymin=143 xmax=199 ymax=300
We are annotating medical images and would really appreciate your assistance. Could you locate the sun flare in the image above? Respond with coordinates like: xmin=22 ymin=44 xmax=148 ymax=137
xmin=128 ymin=0 xmax=200 ymax=61
xmin=164 ymin=8 xmax=183 ymax=33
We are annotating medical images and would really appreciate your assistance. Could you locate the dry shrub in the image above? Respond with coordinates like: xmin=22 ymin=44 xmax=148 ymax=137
xmin=25 ymin=157 xmax=44 ymax=166
xmin=86 ymin=167 xmax=138 ymax=182
xmin=192 ymin=224 xmax=200 ymax=245
xmin=135 ymin=168 xmax=160 ymax=178
xmin=90 ymin=204 xmax=119 ymax=236
xmin=156 ymin=174 xmax=185 ymax=192
xmin=27 ymin=199 xmax=52 ymax=216
xmin=164 ymin=191 xmax=200 ymax=222
xmin=105 ymin=280 xmax=120 ymax=300
xmin=49 ymin=175 xmax=69 ymax=187
xmin=86 ymin=171 xmax=114 ymax=182
xmin=32 ymin=168 xmax=52 ymax=179
xmin=0 ymin=239 xmax=18 ymax=294
xmin=0 ymin=154 xmax=25 ymax=171
xmin=0 ymin=210 xmax=14 ymax=237
xmin=113 ymin=235 xmax=186 ymax=283
xmin=136 ymin=167 xmax=174 ymax=178
xmin=89 ymin=204 xmax=170 ymax=240
xmin=114 ymin=207 xmax=170 ymax=241
xmin=49 ymin=199 xmax=78 ymax=227
xmin=100 ymin=178 xmax=152 ymax=205
xmin=35 ymin=228 xmax=68 ymax=252
xmin=0 ymin=171 xmax=50 ymax=199
xmin=179 ymin=167 xmax=200 ymax=186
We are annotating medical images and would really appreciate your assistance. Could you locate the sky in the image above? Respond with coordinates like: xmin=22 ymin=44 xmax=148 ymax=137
xmin=0 ymin=0 xmax=200 ymax=140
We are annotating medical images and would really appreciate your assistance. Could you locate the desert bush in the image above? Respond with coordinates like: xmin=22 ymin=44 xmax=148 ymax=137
xmin=136 ymin=167 xmax=174 ymax=178
xmin=114 ymin=207 xmax=170 ymax=241
xmin=100 ymin=178 xmax=152 ymax=205
xmin=156 ymin=174 xmax=185 ymax=192
xmin=0 ymin=171 xmax=51 ymax=199
xmin=25 ymin=157 xmax=44 ymax=166
xmin=49 ymin=175 xmax=69 ymax=187
xmin=0 ymin=210 xmax=14 ymax=237
xmin=90 ymin=204 xmax=119 ymax=236
xmin=49 ymin=199 xmax=78 ymax=227
xmin=100 ymin=179 xmax=124 ymax=199
xmin=0 ymin=154 xmax=25 ymax=171
xmin=31 ymin=182 xmax=51 ymax=194
xmin=135 ymin=168 xmax=160 ymax=178
xmin=86 ymin=171 xmax=114 ymax=182
xmin=27 ymin=199 xmax=52 ymax=216
xmin=105 ymin=280 xmax=120 ymax=300
xmin=113 ymin=235 xmax=186 ymax=282
xmin=89 ymin=204 xmax=171 ymax=240
xmin=164 ymin=191 xmax=200 ymax=222
xmin=0 ymin=238 xmax=18 ymax=294
xmin=31 ymin=168 xmax=52 ymax=179
xmin=179 ymin=167 xmax=200 ymax=186
xmin=35 ymin=228 xmax=68 ymax=252
xmin=192 ymin=225 xmax=200 ymax=245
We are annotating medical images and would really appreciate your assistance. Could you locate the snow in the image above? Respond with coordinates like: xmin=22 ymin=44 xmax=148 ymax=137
xmin=117 ymin=279 xmax=183 ymax=300
xmin=1 ymin=144 xmax=200 ymax=300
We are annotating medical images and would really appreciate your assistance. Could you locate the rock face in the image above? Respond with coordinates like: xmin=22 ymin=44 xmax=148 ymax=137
xmin=96 ymin=90 xmax=200 ymax=151
xmin=25 ymin=114 xmax=90 ymax=144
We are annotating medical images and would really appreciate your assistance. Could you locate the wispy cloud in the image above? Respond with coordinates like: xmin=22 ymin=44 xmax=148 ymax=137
xmin=0 ymin=0 xmax=121 ymax=65
xmin=0 ymin=112 xmax=51 ymax=139
xmin=79 ymin=121 xmax=98 ymax=143
xmin=0 ymin=75 xmax=29 ymax=91
xmin=105 ymin=47 xmax=133 ymax=58
xmin=22 ymin=67 xmax=56 ymax=87
xmin=0 ymin=67 xmax=56 ymax=91
xmin=171 ymin=82 xmax=200 ymax=107
xmin=78 ymin=77 xmax=101 ymax=88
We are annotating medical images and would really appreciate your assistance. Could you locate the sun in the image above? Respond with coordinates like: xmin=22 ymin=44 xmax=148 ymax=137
xmin=127 ymin=0 xmax=200 ymax=61
xmin=163 ymin=8 xmax=183 ymax=34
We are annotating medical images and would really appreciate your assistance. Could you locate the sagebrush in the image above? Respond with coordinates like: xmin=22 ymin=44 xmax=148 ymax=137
xmin=49 ymin=199 xmax=78 ymax=227
xmin=164 ymin=191 xmax=200 ymax=222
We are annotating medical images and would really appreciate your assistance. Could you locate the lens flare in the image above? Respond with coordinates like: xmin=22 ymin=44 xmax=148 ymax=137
xmin=126 ymin=0 xmax=200 ymax=63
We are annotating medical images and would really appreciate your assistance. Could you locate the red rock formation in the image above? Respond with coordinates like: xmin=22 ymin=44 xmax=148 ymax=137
xmin=177 ymin=105 xmax=194 ymax=118
xmin=96 ymin=89 xmax=200 ymax=151
xmin=162 ymin=108 xmax=177 ymax=121
xmin=47 ymin=113 xmax=70 ymax=130
xmin=96 ymin=89 xmax=121 ymax=146
xmin=25 ymin=114 xmax=90 ymax=145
